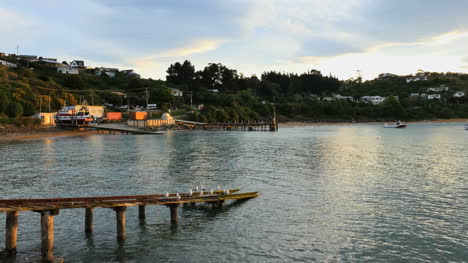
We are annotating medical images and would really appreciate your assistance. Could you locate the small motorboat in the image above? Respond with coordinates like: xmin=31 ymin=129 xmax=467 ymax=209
xmin=384 ymin=121 xmax=407 ymax=128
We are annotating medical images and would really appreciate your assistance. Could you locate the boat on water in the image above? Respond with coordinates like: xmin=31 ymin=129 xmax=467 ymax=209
xmin=55 ymin=105 xmax=105 ymax=127
xmin=384 ymin=121 xmax=407 ymax=128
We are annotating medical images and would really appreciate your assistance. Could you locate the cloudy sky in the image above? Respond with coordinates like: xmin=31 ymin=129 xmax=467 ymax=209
xmin=1 ymin=0 xmax=468 ymax=80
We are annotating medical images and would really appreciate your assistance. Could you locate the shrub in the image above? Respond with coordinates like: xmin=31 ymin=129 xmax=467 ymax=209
xmin=6 ymin=102 xmax=23 ymax=118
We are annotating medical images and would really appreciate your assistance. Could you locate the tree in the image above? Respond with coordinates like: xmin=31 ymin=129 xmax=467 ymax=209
xmin=126 ymin=78 xmax=142 ymax=92
xmin=200 ymin=63 xmax=238 ymax=91
xmin=0 ymin=92 xmax=9 ymax=113
xmin=7 ymin=102 xmax=23 ymax=118
xmin=65 ymin=75 xmax=85 ymax=90
xmin=166 ymin=60 xmax=195 ymax=86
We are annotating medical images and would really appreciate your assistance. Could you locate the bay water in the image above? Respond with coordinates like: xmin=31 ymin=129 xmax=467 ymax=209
xmin=0 ymin=124 xmax=467 ymax=262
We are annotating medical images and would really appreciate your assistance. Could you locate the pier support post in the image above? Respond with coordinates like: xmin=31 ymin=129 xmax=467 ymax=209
xmin=5 ymin=211 xmax=19 ymax=255
xmin=85 ymin=207 xmax=93 ymax=233
xmin=41 ymin=210 xmax=58 ymax=262
xmin=138 ymin=205 xmax=146 ymax=221
xmin=114 ymin=207 xmax=127 ymax=241
xmin=212 ymin=200 xmax=225 ymax=209
xmin=169 ymin=204 xmax=179 ymax=224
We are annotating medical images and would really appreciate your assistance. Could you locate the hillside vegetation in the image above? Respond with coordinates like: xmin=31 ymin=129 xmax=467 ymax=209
xmin=1 ymin=57 xmax=468 ymax=123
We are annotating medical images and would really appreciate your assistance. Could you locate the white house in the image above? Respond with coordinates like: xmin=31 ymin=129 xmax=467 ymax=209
xmin=57 ymin=64 xmax=79 ymax=74
xmin=70 ymin=60 xmax=85 ymax=68
xmin=171 ymin=88 xmax=183 ymax=97
xmin=334 ymin=95 xmax=354 ymax=101
xmin=0 ymin=59 xmax=17 ymax=68
xmin=406 ymin=75 xmax=428 ymax=83
xmin=427 ymin=85 xmax=449 ymax=92
xmin=95 ymin=67 xmax=118 ymax=78
xmin=361 ymin=96 xmax=384 ymax=105
xmin=427 ymin=94 xmax=441 ymax=100
xmin=453 ymin=91 xmax=465 ymax=98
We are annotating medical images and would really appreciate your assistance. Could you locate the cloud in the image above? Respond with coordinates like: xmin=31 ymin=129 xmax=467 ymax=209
xmin=1 ymin=0 xmax=468 ymax=80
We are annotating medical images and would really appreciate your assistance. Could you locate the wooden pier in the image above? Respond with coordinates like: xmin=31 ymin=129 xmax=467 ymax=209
xmin=92 ymin=126 xmax=164 ymax=135
xmin=0 ymin=189 xmax=259 ymax=262
xmin=175 ymin=120 xmax=279 ymax=131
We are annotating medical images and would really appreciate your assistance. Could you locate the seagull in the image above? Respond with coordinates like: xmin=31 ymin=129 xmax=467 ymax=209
xmin=164 ymin=192 xmax=169 ymax=198
xmin=187 ymin=189 xmax=193 ymax=197
xmin=217 ymin=185 xmax=221 ymax=190
xmin=194 ymin=186 xmax=199 ymax=191
xmin=200 ymin=190 xmax=204 ymax=197
xmin=176 ymin=193 xmax=181 ymax=200
xmin=210 ymin=189 xmax=214 ymax=195
xmin=223 ymin=190 xmax=229 ymax=196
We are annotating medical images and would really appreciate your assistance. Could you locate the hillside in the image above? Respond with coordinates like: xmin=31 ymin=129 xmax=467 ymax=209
xmin=1 ymin=56 xmax=468 ymax=122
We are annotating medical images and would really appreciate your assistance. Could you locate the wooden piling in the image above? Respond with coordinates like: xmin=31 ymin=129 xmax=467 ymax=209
xmin=5 ymin=211 xmax=19 ymax=255
xmin=41 ymin=210 xmax=55 ymax=262
xmin=169 ymin=204 xmax=179 ymax=224
xmin=138 ymin=205 xmax=146 ymax=221
xmin=85 ymin=207 xmax=93 ymax=233
xmin=114 ymin=206 xmax=127 ymax=241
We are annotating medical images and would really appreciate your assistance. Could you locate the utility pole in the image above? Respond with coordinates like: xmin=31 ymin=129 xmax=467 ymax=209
xmin=145 ymin=87 xmax=149 ymax=109
xmin=190 ymin=91 xmax=193 ymax=108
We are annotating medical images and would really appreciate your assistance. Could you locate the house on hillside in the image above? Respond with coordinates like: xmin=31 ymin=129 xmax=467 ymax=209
xmin=171 ymin=88 xmax=183 ymax=97
xmin=406 ymin=70 xmax=429 ymax=83
xmin=0 ymin=59 xmax=17 ymax=68
xmin=38 ymin=57 xmax=59 ymax=65
xmin=427 ymin=85 xmax=449 ymax=92
xmin=427 ymin=94 xmax=441 ymax=100
xmin=70 ymin=60 xmax=85 ymax=68
xmin=378 ymin=73 xmax=397 ymax=80
xmin=19 ymin=55 xmax=38 ymax=60
xmin=361 ymin=96 xmax=384 ymax=105
xmin=0 ymin=52 xmax=5 ymax=56
xmin=95 ymin=67 xmax=119 ymax=78
xmin=57 ymin=64 xmax=79 ymax=74
xmin=334 ymin=95 xmax=354 ymax=101
xmin=453 ymin=91 xmax=465 ymax=98
xmin=121 ymin=69 xmax=140 ymax=78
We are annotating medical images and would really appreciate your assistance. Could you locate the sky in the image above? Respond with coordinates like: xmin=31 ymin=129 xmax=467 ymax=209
xmin=1 ymin=0 xmax=468 ymax=80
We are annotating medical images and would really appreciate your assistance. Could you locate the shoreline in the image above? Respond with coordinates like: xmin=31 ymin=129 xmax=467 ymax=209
xmin=279 ymin=118 xmax=468 ymax=127
xmin=1 ymin=118 xmax=466 ymax=141
xmin=0 ymin=128 xmax=99 ymax=141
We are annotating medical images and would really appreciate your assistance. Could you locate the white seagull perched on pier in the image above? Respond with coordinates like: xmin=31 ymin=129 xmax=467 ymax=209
xmin=176 ymin=193 xmax=181 ymax=200
xmin=187 ymin=189 xmax=193 ymax=197
xmin=165 ymin=192 xmax=170 ymax=198
xmin=210 ymin=189 xmax=214 ymax=195
xmin=223 ymin=190 xmax=229 ymax=196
